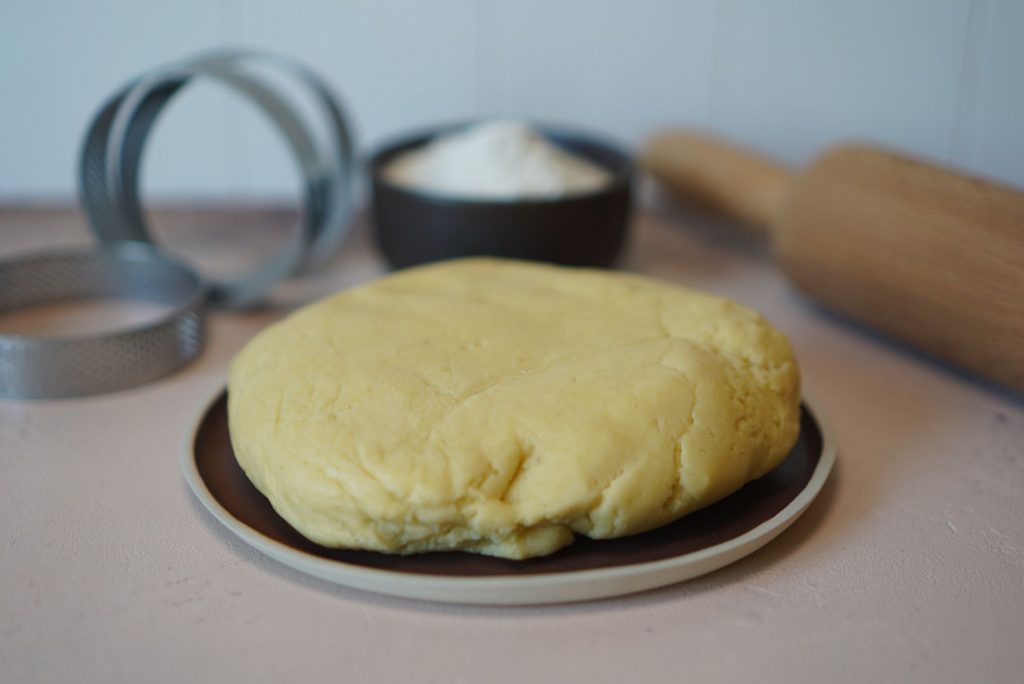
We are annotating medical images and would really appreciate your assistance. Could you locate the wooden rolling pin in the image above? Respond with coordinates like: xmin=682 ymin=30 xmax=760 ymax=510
xmin=641 ymin=131 xmax=1024 ymax=391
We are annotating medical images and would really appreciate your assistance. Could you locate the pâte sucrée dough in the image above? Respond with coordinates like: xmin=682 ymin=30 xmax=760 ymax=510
xmin=228 ymin=258 xmax=800 ymax=559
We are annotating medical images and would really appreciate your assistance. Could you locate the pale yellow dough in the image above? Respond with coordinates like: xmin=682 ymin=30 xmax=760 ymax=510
xmin=228 ymin=258 xmax=801 ymax=559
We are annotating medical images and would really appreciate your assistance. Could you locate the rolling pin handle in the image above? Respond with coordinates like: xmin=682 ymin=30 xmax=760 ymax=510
xmin=641 ymin=130 xmax=791 ymax=234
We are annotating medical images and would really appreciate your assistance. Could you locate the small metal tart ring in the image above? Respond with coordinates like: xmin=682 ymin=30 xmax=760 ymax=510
xmin=0 ymin=243 xmax=206 ymax=399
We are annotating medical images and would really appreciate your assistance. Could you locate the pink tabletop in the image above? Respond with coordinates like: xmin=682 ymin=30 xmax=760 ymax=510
xmin=2 ymin=203 xmax=1021 ymax=683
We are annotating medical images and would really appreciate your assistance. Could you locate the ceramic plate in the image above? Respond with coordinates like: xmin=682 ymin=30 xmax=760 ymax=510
xmin=183 ymin=390 xmax=835 ymax=605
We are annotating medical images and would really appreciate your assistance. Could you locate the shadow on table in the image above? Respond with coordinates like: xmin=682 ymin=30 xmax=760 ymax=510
xmin=802 ymin=299 xmax=1024 ymax=407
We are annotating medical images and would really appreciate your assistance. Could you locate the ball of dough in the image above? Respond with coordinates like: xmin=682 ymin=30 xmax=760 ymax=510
xmin=228 ymin=258 xmax=800 ymax=559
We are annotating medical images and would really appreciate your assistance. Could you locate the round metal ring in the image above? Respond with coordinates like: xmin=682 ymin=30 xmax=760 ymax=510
xmin=79 ymin=50 xmax=355 ymax=309
xmin=0 ymin=244 xmax=206 ymax=399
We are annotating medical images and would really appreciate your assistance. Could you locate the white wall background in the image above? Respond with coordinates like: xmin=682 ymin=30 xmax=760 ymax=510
xmin=1 ymin=0 xmax=1021 ymax=202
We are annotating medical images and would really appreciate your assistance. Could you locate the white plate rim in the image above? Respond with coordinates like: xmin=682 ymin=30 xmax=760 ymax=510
xmin=182 ymin=391 xmax=836 ymax=605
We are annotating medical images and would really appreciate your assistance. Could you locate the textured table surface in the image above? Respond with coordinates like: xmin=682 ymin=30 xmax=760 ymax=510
xmin=2 ymin=205 xmax=1022 ymax=683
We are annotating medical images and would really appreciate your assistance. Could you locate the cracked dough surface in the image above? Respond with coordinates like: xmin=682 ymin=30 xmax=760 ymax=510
xmin=228 ymin=258 xmax=801 ymax=559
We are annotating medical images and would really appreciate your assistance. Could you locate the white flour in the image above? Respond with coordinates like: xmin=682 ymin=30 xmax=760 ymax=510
xmin=383 ymin=120 xmax=612 ymax=199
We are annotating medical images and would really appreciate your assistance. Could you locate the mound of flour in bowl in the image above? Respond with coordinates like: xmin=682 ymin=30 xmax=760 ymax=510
xmin=382 ymin=120 xmax=612 ymax=200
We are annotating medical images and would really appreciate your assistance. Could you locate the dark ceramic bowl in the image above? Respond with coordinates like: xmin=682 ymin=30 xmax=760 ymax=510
xmin=369 ymin=124 xmax=633 ymax=269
